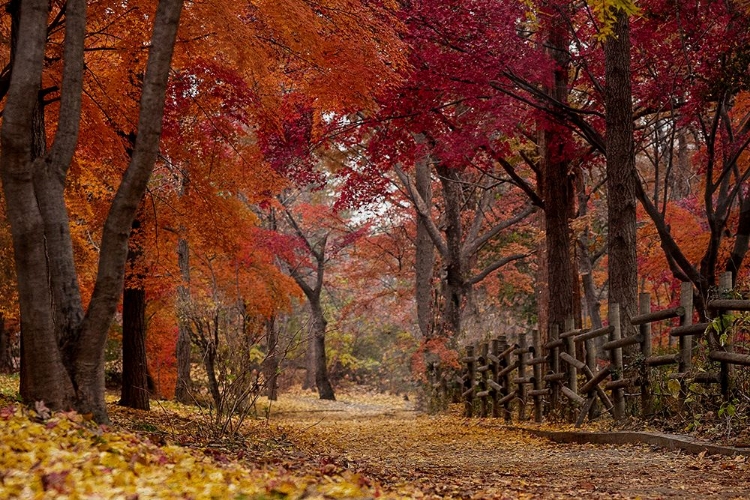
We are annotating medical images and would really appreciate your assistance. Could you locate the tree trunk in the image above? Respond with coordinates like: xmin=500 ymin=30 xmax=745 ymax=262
xmin=436 ymin=164 xmax=463 ymax=341
xmin=415 ymin=153 xmax=435 ymax=340
xmin=576 ymin=173 xmax=605 ymax=356
xmin=303 ymin=333 xmax=316 ymax=390
xmin=174 ymin=237 xmax=193 ymax=404
xmin=263 ymin=315 xmax=279 ymax=400
xmin=0 ymin=0 xmax=184 ymax=422
xmin=311 ymin=301 xmax=335 ymax=400
xmin=2 ymin=0 xmax=77 ymax=412
xmin=604 ymin=10 xmax=639 ymax=345
xmin=120 ymin=287 xmax=150 ymax=409
xmin=204 ymin=343 xmax=222 ymax=416
xmin=540 ymin=10 xmax=578 ymax=337
xmin=672 ymin=129 xmax=691 ymax=200
xmin=120 ymin=217 xmax=150 ymax=410
xmin=0 ymin=314 xmax=13 ymax=374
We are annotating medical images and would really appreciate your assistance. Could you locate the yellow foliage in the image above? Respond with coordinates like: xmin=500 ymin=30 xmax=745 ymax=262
xmin=0 ymin=396 xmax=377 ymax=499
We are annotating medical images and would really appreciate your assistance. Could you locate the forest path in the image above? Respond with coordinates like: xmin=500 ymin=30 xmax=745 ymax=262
xmin=266 ymin=389 xmax=750 ymax=499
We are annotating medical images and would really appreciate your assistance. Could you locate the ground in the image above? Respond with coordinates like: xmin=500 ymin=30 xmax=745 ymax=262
xmin=2 ymin=380 xmax=750 ymax=499
xmin=263 ymin=389 xmax=750 ymax=499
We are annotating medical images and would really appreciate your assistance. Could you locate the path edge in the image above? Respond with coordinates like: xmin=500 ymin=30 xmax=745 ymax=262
xmin=512 ymin=427 xmax=750 ymax=456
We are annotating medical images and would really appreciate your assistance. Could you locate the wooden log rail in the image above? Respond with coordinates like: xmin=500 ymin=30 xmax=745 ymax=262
xmin=574 ymin=325 xmax=614 ymax=344
xmin=458 ymin=273 xmax=750 ymax=421
xmin=631 ymin=306 xmax=684 ymax=325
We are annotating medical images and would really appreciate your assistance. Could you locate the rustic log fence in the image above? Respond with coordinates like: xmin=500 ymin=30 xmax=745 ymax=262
xmin=451 ymin=272 xmax=750 ymax=424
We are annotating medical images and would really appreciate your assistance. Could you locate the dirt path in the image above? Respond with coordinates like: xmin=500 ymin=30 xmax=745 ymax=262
xmin=267 ymin=391 xmax=750 ymax=499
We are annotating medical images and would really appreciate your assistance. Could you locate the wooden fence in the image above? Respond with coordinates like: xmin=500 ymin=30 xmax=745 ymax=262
xmin=436 ymin=272 xmax=750 ymax=425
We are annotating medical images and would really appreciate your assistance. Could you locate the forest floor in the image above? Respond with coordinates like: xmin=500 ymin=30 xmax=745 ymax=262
xmin=260 ymin=387 xmax=750 ymax=499
xmin=2 ymin=377 xmax=750 ymax=499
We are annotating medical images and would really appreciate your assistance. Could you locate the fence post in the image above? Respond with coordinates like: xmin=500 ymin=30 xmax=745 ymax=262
xmin=550 ymin=323 xmax=560 ymax=413
xmin=479 ymin=342 xmax=489 ymax=417
xmin=679 ymin=281 xmax=694 ymax=376
xmin=491 ymin=338 xmax=500 ymax=418
xmin=676 ymin=281 xmax=694 ymax=408
xmin=610 ymin=303 xmax=626 ymax=420
xmin=464 ymin=345 xmax=475 ymax=417
xmin=719 ymin=272 xmax=734 ymax=399
xmin=564 ymin=317 xmax=577 ymax=421
xmin=639 ymin=292 xmax=652 ymax=418
xmin=501 ymin=336 xmax=513 ymax=421
xmin=532 ymin=328 xmax=543 ymax=422
xmin=517 ymin=332 xmax=528 ymax=421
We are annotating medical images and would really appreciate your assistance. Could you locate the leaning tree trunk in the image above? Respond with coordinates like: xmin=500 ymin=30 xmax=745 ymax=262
xmin=310 ymin=301 xmax=335 ymax=400
xmin=604 ymin=10 xmax=639 ymax=345
xmin=2 ymin=0 xmax=79 ymax=412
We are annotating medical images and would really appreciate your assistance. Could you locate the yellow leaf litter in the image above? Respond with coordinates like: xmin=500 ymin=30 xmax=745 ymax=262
xmin=0 ymin=401 xmax=376 ymax=499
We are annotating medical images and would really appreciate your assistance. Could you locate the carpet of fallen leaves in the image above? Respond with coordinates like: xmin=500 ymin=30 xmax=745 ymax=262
xmin=2 ymin=375 xmax=750 ymax=499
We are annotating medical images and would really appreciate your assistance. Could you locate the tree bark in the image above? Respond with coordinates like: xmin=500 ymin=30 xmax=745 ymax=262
xmin=0 ymin=0 xmax=184 ymax=422
xmin=0 ymin=314 xmax=13 ymax=374
xmin=174 ymin=237 xmax=193 ymax=403
xmin=283 ymin=207 xmax=335 ymax=400
xmin=120 ymin=218 xmax=150 ymax=410
xmin=310 ymin=301 xmax=335 ymax=400
xmin=2 ymin=0 xmax=77 ymax=411
xmin=120 ymin=286 xmax=150 ymax=409
xmin=436 ymin=164 xmax=463 ymax=339
xmin=540 ymin=9 xmax=579 ymax=338
xmin=575 ymin=173 xmax=605 ymax=356
xmin=604 ymin=10 xmax=639 ymax=345
xmin=303 ymin=333 xmax=316 ymax=390
xmin=204 ymin=342 xmax=222 ymax=417
xmin=415 ymin=153 xmax=435 ymax=339
xmin=263 ymin=315 xmax=279 ymax=400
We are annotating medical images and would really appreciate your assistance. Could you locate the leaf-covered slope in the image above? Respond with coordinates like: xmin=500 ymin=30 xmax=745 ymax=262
xmin=0 ymin=396 xmax=378 ymax=499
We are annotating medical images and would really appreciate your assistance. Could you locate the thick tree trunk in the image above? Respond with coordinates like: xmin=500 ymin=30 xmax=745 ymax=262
xmin=604 ymin=10 xmax=639 ymax=345
xmin=120 ymin=217 xmax=150 ymax=410
xmin=120 ymin=287 xmax=150 ymax=410
xmin=436 ymin=165 xmax=463 ymax=340
xmin=415 ymin=154 xmax=435 ymax=340
xmin=2 ymin=0 xmax=77 ymax=411
xmin=174 ymin=237 xmax=193 ymax=404
xmin=263 ymin=315 xmax=279 ymax=400
xmin=540 ymin=10 xmax=579 ymax=337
